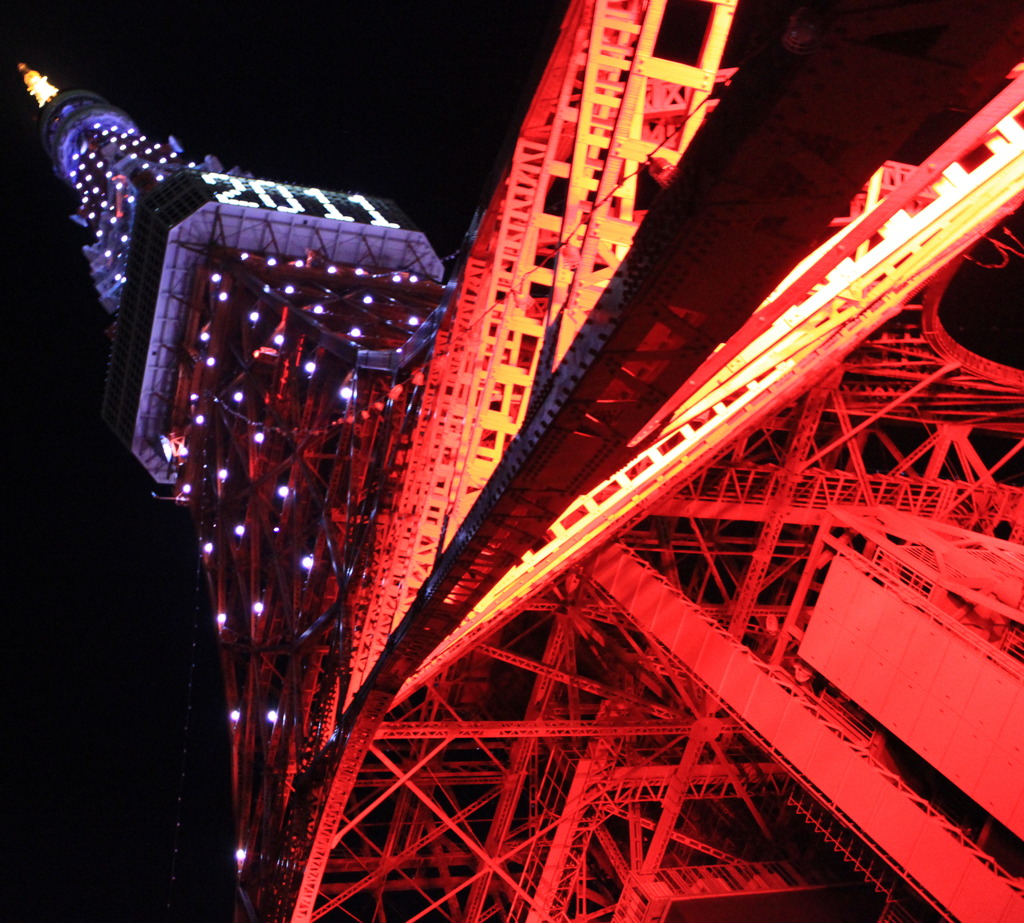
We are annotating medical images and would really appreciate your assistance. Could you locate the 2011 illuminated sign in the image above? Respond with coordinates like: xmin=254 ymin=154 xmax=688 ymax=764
xmin=200 ymin=172 xmax=401 ymax=228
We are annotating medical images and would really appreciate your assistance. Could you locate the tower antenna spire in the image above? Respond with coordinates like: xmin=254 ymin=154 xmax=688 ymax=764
xmin=18 ymin=63 xmax=59 ymax=107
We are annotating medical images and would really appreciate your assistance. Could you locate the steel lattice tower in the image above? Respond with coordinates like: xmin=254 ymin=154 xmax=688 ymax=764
xmin=25 ymin=2 xmax=1024 ymax=921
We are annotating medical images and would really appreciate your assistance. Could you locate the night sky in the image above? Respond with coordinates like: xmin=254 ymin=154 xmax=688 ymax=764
xmin=7 ymin=4 xmax=555 ymax=920
xmin=5 ymin=5 xmax=1022 ymax=923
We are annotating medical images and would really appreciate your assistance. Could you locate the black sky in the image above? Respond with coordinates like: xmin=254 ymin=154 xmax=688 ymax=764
xmin=7 ymin=4 xmax=556 ymax=920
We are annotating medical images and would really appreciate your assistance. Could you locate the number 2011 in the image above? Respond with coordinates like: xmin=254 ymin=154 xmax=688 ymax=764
xmin=202 ymin=173 xmax=397 ymax=227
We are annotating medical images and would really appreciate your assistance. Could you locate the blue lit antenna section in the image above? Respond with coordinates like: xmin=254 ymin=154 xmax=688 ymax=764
xmin=23 ymin=63 xmax=202 ymax=313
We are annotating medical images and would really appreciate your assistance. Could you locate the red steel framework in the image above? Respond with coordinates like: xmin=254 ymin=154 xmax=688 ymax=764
xmin=281 ymin=0 xmax=1024 ymax=914
xmin=269 ymin=0 xmax=1024 ymax=912
xmin=29 ymin=2 xmax=1024 ymax=922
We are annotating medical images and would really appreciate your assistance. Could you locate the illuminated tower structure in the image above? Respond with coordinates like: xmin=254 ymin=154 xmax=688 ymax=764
xmin=23 ymin=63 xmax=445 ymax=914
xmin=25 ymin=1 xmax=1024 ymax=920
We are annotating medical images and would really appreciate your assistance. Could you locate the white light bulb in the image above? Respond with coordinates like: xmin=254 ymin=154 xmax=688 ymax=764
xmin=312 ymin=304 xmax=324 ymax=314
xmin=362 ymin=295 xmax=373 ymax=305
xmin=340 ymin=386 xmax=353 ymax=399
xmin=327 ymin=265 xmax=337 ymax=274
xmin=195 ymin=414 xmax=205 ymax=424
xmin=304 ymin=361 xmax=316 ymax=374
xmin=301 ymin=555 xmax=314 ymax=570
xmin=218 ymin=292 xmax=229 ymax=302
xmin=230 ymin=712 xmax=241 ymax=724
xmin=217 ymin=612 xmax=227 ymax=626
xmin=284 ymin=285 xmax=295 ymax=294
xmin=211 ymin=273 xmax=222 ymax=283
xmin=203 ymin=542 xmax=214 ymax=554
xmin=254 ymin=431 xmax=265 ymax=444
xmin=206 ymin=356 xmax=216 ymax=366
xmin=218 ymin=469 xmax=229 ymax=481
xmin=199 ymin=331 xmax=210 ymax=342
xmin=267 ymin=710 xmax=278 ymax=723
xmin=234 ymin=524 xmax=245 ymax=536
xmin=350 ymin=327 xmax=362 ymax=337
xmin=233 ymin=391 xmax=243 ymax=402
xmin=253 ymin=601 xmax=264 ymax=614
xmin=392 ymin=273 xmax=401 ymax=282
xmin=249 ymin=311 xmax=259 ymax=323
xmin=409 ymin=316 xmax=420 ymax=326
xmin=277 ymin=485 xmax=289 ymax=498
xmin=266 ymin=257 xmax=277 ymax=267
xmin=273 ymin=334 xmax=284 ymax=346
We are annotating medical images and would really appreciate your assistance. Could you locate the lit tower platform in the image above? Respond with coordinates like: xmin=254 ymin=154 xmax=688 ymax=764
xmin=25 ymin=0 xmax=1024 ymax=919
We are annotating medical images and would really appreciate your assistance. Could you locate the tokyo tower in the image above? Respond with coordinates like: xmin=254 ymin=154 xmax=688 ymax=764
xmin=23 ymin=1 xmax=1024 ymax=921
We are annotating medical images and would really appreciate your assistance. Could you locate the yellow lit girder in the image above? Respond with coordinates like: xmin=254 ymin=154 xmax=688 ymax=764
xmin=353 ymin=0 xmax=736 ymax=704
